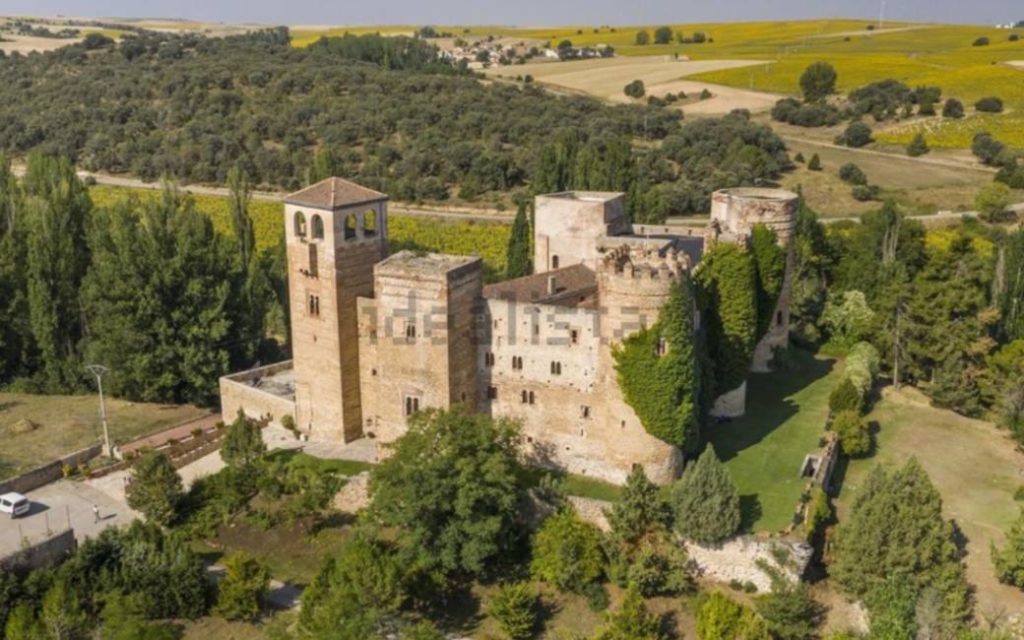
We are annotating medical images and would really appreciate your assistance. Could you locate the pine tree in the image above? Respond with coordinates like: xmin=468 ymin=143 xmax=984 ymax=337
xmin=906 ymin=133 xmax=929 ymax=157
xmin=214 ymin=552 xmax=270 ymax=621
xmin=670 ymin=445 xmax=742 ymax=543
xmin=125 ymin=451 xmax=183 ymax=527
xmin=807 ymin=153 xmax=822 ymax=171
xmin=992 ymin=508 xmax=1024 ymax=588
xmin=607 ymin=464 xmax=671 ymax=545
xmin=505 ymin=201 xmax=532 ymax=279
xmin=221 ymin=409 xmax=267 ymax=470
xmin=488 ymin=582 xmax=537 ymax=640
xmin=595 ymin=584 xmax=663 ymax=640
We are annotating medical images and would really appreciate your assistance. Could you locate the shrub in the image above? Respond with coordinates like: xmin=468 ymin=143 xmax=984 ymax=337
xmin=838 ymin=163 xmax=867 ymax=185
xmin=531 ymin=510 xmax=605 ymax=593
xmin=1010 ymin=33 xmax=1020 ymax=42
xmin=634 ymin=31 xmax=650 ymax=45
xmin=794 ymin=152 xmax=805 ymax=163
xmin=489 ymin=582 xmax=537 ymax=640
xmin=845 ymin=342 xmax=880 ymax=396
xmin=1016 ymin=486 xmax=1024 ymax=502
xmin=214 ymin=552 xmax=270 ymax=621
xmin=829 ymin=378 xmax=863 ymax=414
xmin=671 ymin=445 xmax=741 ymax=544
xmin=624 ymin=80 xmax=646 ymax=99
xmin=972 ymin=36 xmax=990 ymax=46
xmin=654 ymin=26 xmax=673 ymax=45
xmin=975 ymin=182 xmax=1012 ymax=222
xmin=755 ymin=580 xmax=824 ymax=640
xmin=942 ymin=98 xmax=964 ymax=119
xmin=832 ymin=410 xmax=871 ymax=457
xmin=906 ymin=133 xmax=929 ymax=157
xmin=837 ymin=122 xmax=872 ymax=148
xmin=804 ymin=487 xmax=832 ymax=543
xmin=807 ymin=154 xmax=822 ymax=171
xmin=696 ymin=592 xmax=770 ymax=640
xmin=594 ymin=584 xmax=663 ymax=640
xmin=975 ymin=96 xmax=1003 ymax=113
xmin=972 ymin=132 xmax=1006 ymax=165
xmin=851 ymin=185 xmax=880 ymax=202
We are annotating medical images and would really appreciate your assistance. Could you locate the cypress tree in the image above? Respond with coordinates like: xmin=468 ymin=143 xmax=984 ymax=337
xmin=807 ymin=153 xmax=822 ymax=171
xmin=505 ymin=201 xmax=532 ymax=279
xmin=670 ymin=445 xmax=741 ymax=543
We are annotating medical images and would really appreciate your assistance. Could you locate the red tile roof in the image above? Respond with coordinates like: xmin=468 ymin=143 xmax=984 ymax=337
xmin=284 ymin=177 xmax=388 ymax=209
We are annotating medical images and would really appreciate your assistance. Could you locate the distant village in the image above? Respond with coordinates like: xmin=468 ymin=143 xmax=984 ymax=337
xmin=416 ymin=26 xmax=615 ymax=69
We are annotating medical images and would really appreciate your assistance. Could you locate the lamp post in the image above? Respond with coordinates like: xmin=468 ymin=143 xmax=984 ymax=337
xmin=85 ymin=364 xmax=112 ymax=457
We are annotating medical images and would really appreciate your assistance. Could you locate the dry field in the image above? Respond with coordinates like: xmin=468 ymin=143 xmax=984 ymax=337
xmin=484 ymin=55 xmax=775 ymax=114
xmin=0 ymin=34 xmax=83 ymax=54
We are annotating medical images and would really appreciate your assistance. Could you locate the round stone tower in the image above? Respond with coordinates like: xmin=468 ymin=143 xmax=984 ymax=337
xmin=710 ymin=188 xmax=799 ymax=389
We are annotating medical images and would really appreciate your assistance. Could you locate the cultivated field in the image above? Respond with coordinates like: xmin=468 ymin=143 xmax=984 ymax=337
xmin=484 ymin=56 xmax=776 ymax=115
xmin=0 ymin=391 xmax=208 ymax=476
xmin=0 ymin=34 xmax=83 ymax=54
xmin=838 ymin=386 xmax=1024 ymax=616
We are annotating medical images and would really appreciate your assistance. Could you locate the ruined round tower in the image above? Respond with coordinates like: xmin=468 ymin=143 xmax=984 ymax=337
xmin=708 ymin=188 xmax=799 ymax=416
xmin=595 ymin=245 xmax=691 ymax=483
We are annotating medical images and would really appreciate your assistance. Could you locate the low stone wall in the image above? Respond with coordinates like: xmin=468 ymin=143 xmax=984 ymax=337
xmin=685 ymin=535 xmax=813 ymax=592
xmin=711 ymin=382 xmax=747 ymax=418
xmin=0 ymin=528 xmax=76 ymax=575
xmin=219 ymin=361 xmax=296 ymax=430
xmin=0 ymin=445 xmax=102 ymax=495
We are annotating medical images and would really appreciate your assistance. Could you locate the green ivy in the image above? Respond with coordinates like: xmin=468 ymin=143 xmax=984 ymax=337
xmin=751 ymin=224 xmax=786 ymax=338
xmin=613 ymin=278 xmax=700 ymax=451
xmin=695 ymin=242 xmax=758 ymax=396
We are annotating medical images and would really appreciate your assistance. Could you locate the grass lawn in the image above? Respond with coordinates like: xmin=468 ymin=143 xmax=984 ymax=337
xmin=0 ymin=391 xmax=208 ymax=477
xmin=835 ymin=386 xmax=1024 ymax=617
xmin=705 ymin=351 xmax=838 ymax=533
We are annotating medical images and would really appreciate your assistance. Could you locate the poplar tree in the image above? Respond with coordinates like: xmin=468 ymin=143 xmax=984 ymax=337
xmin=505 ymin=201 xmax=532 ymax=279
xmin=0 ymin=154 xmax=29 ymax=384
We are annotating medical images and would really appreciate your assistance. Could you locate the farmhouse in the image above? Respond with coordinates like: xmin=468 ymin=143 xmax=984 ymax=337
xmin=220 ymin=178 xmax=798 ymax=483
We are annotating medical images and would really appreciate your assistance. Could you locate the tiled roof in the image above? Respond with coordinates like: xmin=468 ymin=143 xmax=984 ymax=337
xmin=483 ymin=264 xmax=597 ymax=308
xmin=284 ymin=177 xmax=388 ymax=209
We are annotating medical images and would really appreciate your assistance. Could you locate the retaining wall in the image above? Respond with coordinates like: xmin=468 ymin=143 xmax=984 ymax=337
xmin=0 ymin=528 xmax=76 ymax=575
xmin=0 ymin=445 xmax=102 ymax=495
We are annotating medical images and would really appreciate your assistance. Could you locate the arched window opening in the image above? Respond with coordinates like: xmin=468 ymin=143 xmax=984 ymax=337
xmin=294 ymin=211 xmax=307 ymax=237
xmin=363 ymin=210 xmax=377 ymax=237
xmin=344 ymin=213 xmax=358 ymax=240
xmin=311 ymin=214 xmax=325 ymax=240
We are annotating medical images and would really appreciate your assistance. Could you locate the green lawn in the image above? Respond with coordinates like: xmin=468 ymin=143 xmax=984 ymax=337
xmin=0 ymin=391 xmax=208 ymax=477
xmin=835 ymin=386 xmax=1024 ymax=615
xmin=705 ymin=351 xmax=838 ymax=533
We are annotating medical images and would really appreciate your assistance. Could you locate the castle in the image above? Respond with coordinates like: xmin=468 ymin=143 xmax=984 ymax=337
xmin=220 ymin=179 xmax=798 ymax=484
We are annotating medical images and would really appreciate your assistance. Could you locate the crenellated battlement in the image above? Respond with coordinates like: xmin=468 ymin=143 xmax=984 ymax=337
xmin=598 ymin=244 xmax=691 ymax=282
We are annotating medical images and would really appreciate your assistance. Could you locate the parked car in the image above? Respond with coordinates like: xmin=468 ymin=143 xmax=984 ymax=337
xmin=0 ymin=492 xmax=30 ymax=518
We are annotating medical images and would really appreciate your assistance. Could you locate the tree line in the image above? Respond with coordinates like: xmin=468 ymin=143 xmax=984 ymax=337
xmin=0 ymin=154 xmax=285 ymax=405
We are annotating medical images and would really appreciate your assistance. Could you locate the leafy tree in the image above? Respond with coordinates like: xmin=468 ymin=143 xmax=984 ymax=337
xmin=828 ymin=378 xmax=864 ymax=415
xmin=595 ymin=584 xmax=664 ymax=640
xmin=489 ymin=582 xmax=537 ymax=640
xmin=635 ymin=31 xmax=650 ymax=45
xmin=975 ymin=183 xmax=1011 ymax=221
xmin=832 ymin=460 xmax=972 ymax=631
xmin=832 ymin=410 xmax=870 ymax=457
xmin=39 ymin=578 xmax=88 ymax=640
xmin=23 ymin=154 xmax=92 ymax=392
xmin=99 ymin=592 xmax=179 ymax=640
xmin=367 ymin=407 xmax=524 ymax=581
xmin=695 ymin=243 xmax=758 ymax=396
xmin=0 ymin=570 xmax=18 ymax=634
xmin=906 ymin=132 xmax=929 ymax=157
xmin=0 ymin=155 xmax=30 ymax=386
xmin=975 ymin=97 xmax=1003 ymax=113
xmin=942 ymin=98 xmax=965 ymax=118
xmin=624 ymin=80 xmax=646 ymax=99
xmin=653 ymin=26 xmax=673 ymax=44
xmin=126 ymin=451 xmax=183 ymax=527
xmin=531 ymin=510 xmax=605 ymax=593
xmin=998 ymin=231 xmax=1024 ymax=342
xmin=214 ymin=552 xmax=270 ymax=622
xmin=221 ymin=409 xmax=267 ymax=470
xmin=614 ymin=279 xmax=700 ymax=450
xmin=670 ymin=445 xmax=741 ymax=543
xmin=838 ymin=163 xmax=867 ymax=185
xmin=755 ymin=580 xmax=823 ymax=640
xmin=821 ymin=290 xmax=875 ymax=349
xmin=807 ymin=154 xmax=822 ymax=171
xmin=987 ymin=340 xmax=1024 ymax=442
xmin=4 ymin=603 xmax=42 ymax=640
xmin=992 ymin=508 xmax=1024 ymax=588
xmin=696 ymin=592 xmax=770 ymax=640
xmin=799 ymin=62 xmax=837 ymax=102
xmin=972 ymin=36 xmax=990 ymax=46
xmin=505 ymin=201 xmax=532 ymax=279
xmin=971 ymin=132 xmax=1006 ymax=165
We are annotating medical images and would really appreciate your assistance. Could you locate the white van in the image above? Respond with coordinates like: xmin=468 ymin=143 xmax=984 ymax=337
xmin=0 ymin=492 xmax=30 ymax=518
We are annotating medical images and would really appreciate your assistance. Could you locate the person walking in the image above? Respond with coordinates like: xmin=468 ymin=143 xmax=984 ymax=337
xmin=92 ymin=504 xmax=100 ymax=523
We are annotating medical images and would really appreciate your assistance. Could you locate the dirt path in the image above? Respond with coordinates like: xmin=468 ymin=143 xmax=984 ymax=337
xmin=778 ymin=133 xmax=998 ymax=174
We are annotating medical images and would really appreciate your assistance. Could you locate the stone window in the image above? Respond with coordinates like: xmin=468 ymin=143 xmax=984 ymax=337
xmin=308 ymin=294 xmax=320 ymax=317
xmin=521 ymin=390 xmax=528 ymax=404
xmin=570 ymin=329 xmax=579 ymax=345
xmin=362 ymin=210 xmax=377 ymax=237
xmin=656 ymin=337 xmax=668 ymax=357
xmin=311 ymin=214 xmax=325 ymax=240
xmin=528 ymin=390 xmax=535 ymax=405
xmin=344 ymin=213 xmax=358 ymax=240
xmin=405 ymin=322 xmax=416 ymax=339
xmin=484 ymin=352 xmax=495 ymax=367
xmin=550 ymin=361 xmax=562 ymax=376
xmin=307 ymin=243 xmax=318 ymax=278
xmin=294 ymin=211 xmax=307 ymax=237
xmin=487 ymin=386 xmax=497 ymax=400
xmin=581 ymin=405 xmax=590 ymax=419
xmin=552 ymin=255 xmax=560 ymax=269
xmin=404 ymin=395 xmax=420 ymax=417
xmin=512 ymin=356 xmax=523 ymax=371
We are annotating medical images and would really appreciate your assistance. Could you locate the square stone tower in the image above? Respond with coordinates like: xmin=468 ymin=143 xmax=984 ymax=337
xmin=533 ymin=192 xmax=630 ymax=273
xmin=284 ymin=178 xmax=389 ymax=442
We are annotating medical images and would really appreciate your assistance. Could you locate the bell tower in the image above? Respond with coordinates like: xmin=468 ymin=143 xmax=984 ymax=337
xmin=284 ymin=177 xmax=388 ymax=442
